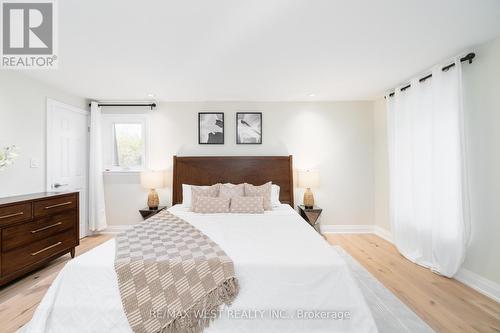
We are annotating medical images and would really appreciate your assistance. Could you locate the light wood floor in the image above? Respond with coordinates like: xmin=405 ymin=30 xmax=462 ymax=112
xmin=0 ymin=233 xmax=498 ymax=333
xmin=326 ymin=233 xmax=500 ymax=333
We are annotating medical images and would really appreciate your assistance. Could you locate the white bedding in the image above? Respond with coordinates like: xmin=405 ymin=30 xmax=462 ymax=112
xmin=21 ymin=204 xmax=377 ymax=333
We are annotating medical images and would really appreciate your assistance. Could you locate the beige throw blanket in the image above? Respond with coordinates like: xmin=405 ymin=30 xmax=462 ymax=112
xmin=115 ymin=211 xmax=239 ymax=333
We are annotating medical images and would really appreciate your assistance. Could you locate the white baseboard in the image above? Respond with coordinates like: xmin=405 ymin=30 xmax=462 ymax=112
xmin=320 ymin=224 xmax=374 ymax=234
xmin=373 ymin=226 xmax=394 ymax=243
xmin=455 ymin=268 xmax=500 ymax=303
xmin=320 ymin=224 xmax=393 ymax=243
xmin=100 ymin=224 xmax=132 ymax=234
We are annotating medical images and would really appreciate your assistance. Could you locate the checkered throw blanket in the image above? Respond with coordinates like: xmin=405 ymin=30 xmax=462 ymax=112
xmin=114 ymin=210 xmax=239 ymax=333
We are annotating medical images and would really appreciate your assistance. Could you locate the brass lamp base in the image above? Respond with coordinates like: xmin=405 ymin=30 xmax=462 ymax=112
xmin=303 ymin=188 xmax=315 ymax=208
xmin=147 ymin=188 xmax=160 ymax=210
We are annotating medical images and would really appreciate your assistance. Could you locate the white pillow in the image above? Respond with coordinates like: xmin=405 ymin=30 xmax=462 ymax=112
xmin=271 ymin=184 xmax=281 ymax=207
xmin=182 ymin=184 xmax=211 ymax=207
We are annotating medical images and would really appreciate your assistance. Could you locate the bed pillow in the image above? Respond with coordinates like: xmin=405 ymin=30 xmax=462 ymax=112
xmin=191 ymin=184 xmax=220 ymax=210
xmin=182 ymin=184 xmax=212 ymax=207
xmin=230 ymin=196 xmax=264 ymax=214
xmin=244 ymin=182 xmax=272 ymax=210
xmin=192 ymin=196 xmax=230 ymax=214
xmin=271 ymin=184 xmax=281 ymax=207
xmin=219 ymin=183 xmax=245 ymax=199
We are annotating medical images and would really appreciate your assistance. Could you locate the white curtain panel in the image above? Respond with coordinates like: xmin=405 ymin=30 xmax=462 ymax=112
xmin=88 ymin=102 xmax=108 ymax=231
xmin=387 ymin=59 xmax=470 ymax=277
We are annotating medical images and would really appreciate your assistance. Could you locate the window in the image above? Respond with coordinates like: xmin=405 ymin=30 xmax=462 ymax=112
xmin=113 ymin=123 xmax=143 ymax=168
xmin=102 ymin=115 xmax=149 ymax=172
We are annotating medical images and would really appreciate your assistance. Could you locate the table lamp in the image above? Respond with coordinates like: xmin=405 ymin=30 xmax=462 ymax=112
xmin=298 ymin=170 xmax=319 ymax=208
xmin=140 ymin=170 xmax=164 ymax=210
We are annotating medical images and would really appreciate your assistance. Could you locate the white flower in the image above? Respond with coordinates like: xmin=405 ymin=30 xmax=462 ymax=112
xmin=0 ymin=145 xmax=19 ymax=171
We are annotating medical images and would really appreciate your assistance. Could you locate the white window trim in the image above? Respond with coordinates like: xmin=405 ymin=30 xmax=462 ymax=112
xmin=101 ymin=114 xmax=150 ymax=173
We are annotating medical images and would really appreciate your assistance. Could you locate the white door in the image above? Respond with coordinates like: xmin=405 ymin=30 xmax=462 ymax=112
xmin=46 ymin=99 xmax=89 ymax=238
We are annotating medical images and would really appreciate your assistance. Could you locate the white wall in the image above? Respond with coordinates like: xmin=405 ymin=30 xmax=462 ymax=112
xmin=373 ymin=99 xmax=390 ymax=232
xmin=0 ymin=71 xmax=87 ymax=197
xmin=461 ymin=37 xmax=500 ymax=285
xmin=103 ymin=101 xmax=375 ymax=226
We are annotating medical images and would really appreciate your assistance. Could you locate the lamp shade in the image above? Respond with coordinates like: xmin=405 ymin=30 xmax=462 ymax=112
xmin=298 ymin=170 xmax=320 ymax=188
xmin=140 ymin=170 xmax=164 ymax=189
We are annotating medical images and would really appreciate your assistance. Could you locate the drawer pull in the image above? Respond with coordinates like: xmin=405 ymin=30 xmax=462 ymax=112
xmin=0 ymin=211 xmax=24 ymax=219
xmin=31 ymin=222 xmax=63 ymax=234
xmin=45 ymin=201 xmax=72 ymax=210
xmin=31 ymin=242 xmax=62 ymax=256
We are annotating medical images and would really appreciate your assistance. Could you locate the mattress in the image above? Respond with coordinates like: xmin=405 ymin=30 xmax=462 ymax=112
xmin=21 ymin=204 xmax=377 ymax=333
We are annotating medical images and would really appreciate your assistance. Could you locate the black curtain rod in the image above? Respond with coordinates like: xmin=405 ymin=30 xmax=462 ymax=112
xmin=89 ymin=103 xmax=157 ymax=110
xmin=386 ymin=52 xmax=475 ymax=98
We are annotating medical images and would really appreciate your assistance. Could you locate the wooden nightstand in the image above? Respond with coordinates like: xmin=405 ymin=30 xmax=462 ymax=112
xmin=139 ymin=206 xmax=167 ymax=220
xmin=298 ymin=205 xmax=323 ymax=233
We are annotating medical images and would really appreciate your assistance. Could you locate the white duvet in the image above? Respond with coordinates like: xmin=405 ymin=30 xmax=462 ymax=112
xmin=21 ymin=204 xmax=377 ymax=333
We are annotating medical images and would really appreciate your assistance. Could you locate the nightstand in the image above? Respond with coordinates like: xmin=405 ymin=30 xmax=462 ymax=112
xmin=298 ymin=205 xmax=323 ymax=233
xmin=139 ymin=206 xmax=167 ymax=220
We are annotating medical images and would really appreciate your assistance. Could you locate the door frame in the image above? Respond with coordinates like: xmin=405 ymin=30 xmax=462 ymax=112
xmin=46 ymin=98 xmax=89 ymax=238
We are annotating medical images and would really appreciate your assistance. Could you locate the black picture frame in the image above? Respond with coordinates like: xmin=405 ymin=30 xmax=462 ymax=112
xmin=236 ymin=112 xmax=262 ymax=144
xmin=198 ymin=112 xmax=224 ymax=144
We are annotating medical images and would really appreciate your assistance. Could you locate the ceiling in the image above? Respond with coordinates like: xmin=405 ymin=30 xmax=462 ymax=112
xmin=21 ymin=0 xmax=500 ymax=101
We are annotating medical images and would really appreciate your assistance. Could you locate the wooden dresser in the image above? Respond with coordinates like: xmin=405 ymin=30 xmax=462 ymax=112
xmin=0 ymin=192 xmax=79 ymax=286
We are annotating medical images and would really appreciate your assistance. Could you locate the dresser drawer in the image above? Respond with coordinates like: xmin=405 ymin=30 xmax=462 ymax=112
xmin=34 ymin=194 xmax=77 ymax=218
xmin=0 ymin=203 xmax=32 ymax=227
xmin=2 ymin=211 xmax=77 ymax=252
xmin=2 ymin=229 xmax=76 ymax=277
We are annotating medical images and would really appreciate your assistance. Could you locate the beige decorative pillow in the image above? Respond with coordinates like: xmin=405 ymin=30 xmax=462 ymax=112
xmin=191 ymin=184 xmax=220 ymax=210
xmin=230 ymin=196 xmax=264 ymax=214
xmin=244 ymin=182 xmax=272 ymax=210
xmin=192 ymin=196 xmax=230 ymax=214
xmin=219 ymin=183 xmax=245 ymax=199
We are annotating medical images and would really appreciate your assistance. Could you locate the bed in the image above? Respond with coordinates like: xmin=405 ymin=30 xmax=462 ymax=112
xmin=21 ymin=156 xmax=377 ymax=333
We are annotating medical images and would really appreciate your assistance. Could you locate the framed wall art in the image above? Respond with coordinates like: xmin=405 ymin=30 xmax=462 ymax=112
xmin=198 ymin=112 xmax=224 ymax=144
xmin=236 ymin=112 xmax=262 ymax=144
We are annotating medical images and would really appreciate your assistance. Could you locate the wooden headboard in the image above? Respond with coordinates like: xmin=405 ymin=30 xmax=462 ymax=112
xmin=172 ymin=155 xmax=294 ymax=207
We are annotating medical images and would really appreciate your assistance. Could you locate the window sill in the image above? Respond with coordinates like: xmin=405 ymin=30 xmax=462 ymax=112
xmin=103 ymin=170 xmax=143 ymax=176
